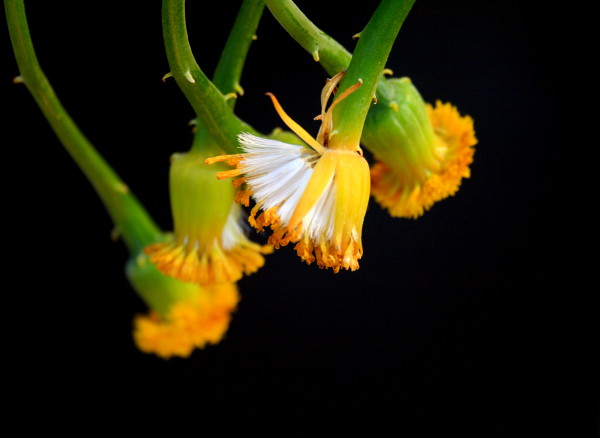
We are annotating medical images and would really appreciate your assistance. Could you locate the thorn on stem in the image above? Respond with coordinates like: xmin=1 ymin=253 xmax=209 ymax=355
xmin=184 ymin=70 xmax=195 ymax=84
xmin=114 ymin=182 xmax=130 ymax=194
xmin=223 ymin=92 xmax=238 ymax=101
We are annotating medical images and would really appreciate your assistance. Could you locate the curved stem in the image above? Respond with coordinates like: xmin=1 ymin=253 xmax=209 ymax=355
xmin=162 ymin=0 xmax=243 ymax=154
xmin=264 ymin=0 xmax=352 ymax=76
xmin=329 ymin=0 xmax=415 ymax=147
xmin=5 ymin=0 xmax=162 ymax=254
xmin=264 ymin=0 xmax=416 ymax=128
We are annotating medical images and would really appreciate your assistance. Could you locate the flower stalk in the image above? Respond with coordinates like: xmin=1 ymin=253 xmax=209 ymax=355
xmin=5 ymin=0 xmax=161 ymax=254
xmin=263 ymin=0 xmax=352 ymax=74
xmin=162 ymin=0 xmax=245 ymax=154
xmin=330 ymin=0 xmax=415 ymax=147
xmin=265 ymin=0 xmax=415 ymax=121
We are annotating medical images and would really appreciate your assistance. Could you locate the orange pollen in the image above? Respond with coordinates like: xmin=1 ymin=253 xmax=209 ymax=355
xmin=232 ymin=177 xmax=247 ymax=188
xmin=216 ymin=168 xmax=244 ymax=180
xmin=235 ymin=189 xmax=252 ymax=207
xmin=204 ymin=154 xmax=244 ymax=166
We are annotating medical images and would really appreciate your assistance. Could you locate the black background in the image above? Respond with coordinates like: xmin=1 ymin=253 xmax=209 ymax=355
xmin=3 ymin=0 xmax=588 ymax=433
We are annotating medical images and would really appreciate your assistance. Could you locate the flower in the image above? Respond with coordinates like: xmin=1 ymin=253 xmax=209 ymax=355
xmin=143 ymin=149 xmax=271 ymax=285
xmin=362 ymin=77 xmax=477 ymax=218
xmin=133 ymin=283 xmax=239 ymax=359
xmin=206 ymin=71 xmax=371 ymax=272
xmin=127 ymin=254 xmax=239 ymax=359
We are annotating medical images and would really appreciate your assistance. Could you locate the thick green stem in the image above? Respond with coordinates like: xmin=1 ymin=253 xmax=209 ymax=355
xmin=162 ymin=0 xmax=243 ymax=154
xmin=189 ymin=0 xmax=264 ymax=154
xmin=5 ymin=0 xmax=161 ymax=254
xmin=264 ymin=0 xmax=352 ymax=75
xmin=212 ymin=0 xmax=264 ymax=110
xmin=330 ymin=0 xmax=415 ymax=147
xmin=265 ymin=0 xmax=416 ymax=140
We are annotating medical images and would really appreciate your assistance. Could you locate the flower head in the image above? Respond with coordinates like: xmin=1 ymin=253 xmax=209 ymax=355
xmin=143 ymin=149 xmax=271 ymax=285
xmin=362 ymin=77 xmax=477 ymax=218
xmin=127 ymin=254 xmax=239 ymax=359
xmin=206 ymin=71 xmax=370 ymax=272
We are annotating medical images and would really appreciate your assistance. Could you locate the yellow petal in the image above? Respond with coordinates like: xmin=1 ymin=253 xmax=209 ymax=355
xmin=333 ymin=151 xmax=370 ymax=250
xmin=288 ymin=150 xmax=336 ymax=231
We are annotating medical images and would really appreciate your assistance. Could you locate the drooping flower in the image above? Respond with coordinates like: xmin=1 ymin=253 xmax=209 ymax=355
xmin=127 ymin=253 xmax=239 ymax=359
xmin=143 ymin=148 xmax=271 ymax=285
xmin=206 ymin=71 xmax=371 ymax=272
xmin=362 ymin=77 xmax=477 ymax=218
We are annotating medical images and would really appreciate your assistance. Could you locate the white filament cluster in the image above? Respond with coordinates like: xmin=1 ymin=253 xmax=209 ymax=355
xmin=238 ymin=132 xmax=335 ymax=242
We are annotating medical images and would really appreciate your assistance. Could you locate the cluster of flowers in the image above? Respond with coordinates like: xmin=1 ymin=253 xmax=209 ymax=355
xmin=134 ymin=70 xmax=476 ymax=359
xmin=6 ymin=0 xmax=476 ymax=360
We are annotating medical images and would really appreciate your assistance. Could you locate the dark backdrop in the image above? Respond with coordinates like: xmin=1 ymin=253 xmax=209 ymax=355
xmin=3 ymin=0 xmax=583 ymax=434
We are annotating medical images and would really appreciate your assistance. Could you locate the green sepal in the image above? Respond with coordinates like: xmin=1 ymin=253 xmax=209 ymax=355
xmin=362 ymin=77 xmax=436 ymax=178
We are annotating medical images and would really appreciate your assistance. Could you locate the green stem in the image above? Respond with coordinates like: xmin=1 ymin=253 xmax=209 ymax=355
xmin=212 ymin=0 xmax=264 ymax=110
xmin=264 ymin=0 xmax=414 ymax=111
xmin=5 ymin=0 xmax=161 ymax=254
xmin=330 ymin=0 xmax=415 ymax=146
xmin=264 ymin=0 xmax=352 ymax=75
xmin=162 ymin=0 xmax=244 ymax=154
